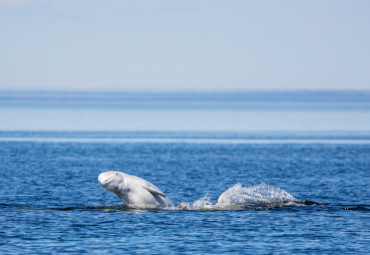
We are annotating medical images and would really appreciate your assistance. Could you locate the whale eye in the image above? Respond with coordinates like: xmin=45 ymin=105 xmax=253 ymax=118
xmin=115 ymin=173 xmax=118 ymax=175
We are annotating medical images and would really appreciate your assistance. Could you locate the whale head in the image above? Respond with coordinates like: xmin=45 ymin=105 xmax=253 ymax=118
xmin=98 ymin=171 xmax=124 ymax=192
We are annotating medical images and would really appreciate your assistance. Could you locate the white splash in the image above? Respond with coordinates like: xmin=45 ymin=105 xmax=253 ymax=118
xmin=170 ymin=182 xmax=299 ymax=210
xmin=173 ymin=195 xmax=213 ymax=210
xmin=216 ymin=182 xmax=298 ymax=207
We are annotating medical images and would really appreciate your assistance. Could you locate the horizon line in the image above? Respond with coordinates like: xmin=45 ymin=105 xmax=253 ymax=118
xmin=1 ymin=88 xmax=370 ymax=94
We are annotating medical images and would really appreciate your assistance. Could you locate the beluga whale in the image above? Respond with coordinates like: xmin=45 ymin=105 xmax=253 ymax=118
xmin=98 ymin=171 xmax=173 ymax=209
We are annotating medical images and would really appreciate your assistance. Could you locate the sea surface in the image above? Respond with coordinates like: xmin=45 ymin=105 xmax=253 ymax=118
xmin=0 ymin=91 xmax=369 ymax=254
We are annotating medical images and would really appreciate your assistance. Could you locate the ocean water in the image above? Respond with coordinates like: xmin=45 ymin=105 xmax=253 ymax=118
xmin=0 ymin=91 xmax=369 ymax=254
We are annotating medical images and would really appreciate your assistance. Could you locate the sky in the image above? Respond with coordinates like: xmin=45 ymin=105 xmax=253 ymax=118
xmin=0 ymin=0 xmax=369 ymax=92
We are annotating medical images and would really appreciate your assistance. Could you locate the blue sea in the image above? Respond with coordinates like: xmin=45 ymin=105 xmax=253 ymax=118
xmin=0 ymin=91 xmax=369 ymax=254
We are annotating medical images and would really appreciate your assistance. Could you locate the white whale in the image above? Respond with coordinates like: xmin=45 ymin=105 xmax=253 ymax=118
xmin=98 ymin=171 xmax=173 ymax=209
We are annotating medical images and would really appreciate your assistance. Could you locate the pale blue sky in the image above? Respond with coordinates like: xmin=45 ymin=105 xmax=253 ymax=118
xmin=1 ymin=0 xmax=369 ymax=91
